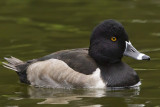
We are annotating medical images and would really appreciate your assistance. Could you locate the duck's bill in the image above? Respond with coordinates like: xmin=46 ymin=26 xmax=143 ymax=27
xmin=123 ymin=41 xmax=150 ymax=60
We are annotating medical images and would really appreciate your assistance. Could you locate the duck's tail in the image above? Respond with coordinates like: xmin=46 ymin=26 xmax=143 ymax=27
xmin=2 ymin=56 xmax=24 ymax=72
xmin=2 ymin=56 xmax=30 ymax=84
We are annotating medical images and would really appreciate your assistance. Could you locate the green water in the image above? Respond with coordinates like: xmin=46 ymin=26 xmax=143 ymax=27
xmin=0 ymin=0 xmax=160 ymax=106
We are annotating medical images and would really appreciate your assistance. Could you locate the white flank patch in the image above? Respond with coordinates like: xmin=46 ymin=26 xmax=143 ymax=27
xmin=137 ymin=53 xmax=145 ymax=60
xmin=130 ymin=81 xmax=141 ymax=87
xmin=90 ymin=68 xmax=106 ymax=88
xmin=27 ymin=59 xmax=106 ymax=89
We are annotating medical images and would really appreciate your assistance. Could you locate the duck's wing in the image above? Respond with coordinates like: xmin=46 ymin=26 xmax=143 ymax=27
xmin=37 ymin=48 xmax=98 ymax=75
xmin=3 ymin=48 xmax=102 ymax=88
xmin=26 ymin=48 xmax=105 ymax=88
xmin=27 ymin=48 xmax=106 ymax=88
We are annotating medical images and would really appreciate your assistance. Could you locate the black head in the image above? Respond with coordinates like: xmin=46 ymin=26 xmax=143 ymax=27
xmin=89 ymin=19 xmax=129 ymax=64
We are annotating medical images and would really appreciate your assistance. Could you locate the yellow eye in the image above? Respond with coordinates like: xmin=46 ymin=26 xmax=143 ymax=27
xmin=111 ymin=37 xmax=117 ymax=42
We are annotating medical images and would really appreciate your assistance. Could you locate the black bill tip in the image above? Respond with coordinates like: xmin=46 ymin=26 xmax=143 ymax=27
xmin=142 ymin=55 xmax=150 ymax=60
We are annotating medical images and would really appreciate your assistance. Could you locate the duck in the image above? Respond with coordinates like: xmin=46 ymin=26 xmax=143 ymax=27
xmin=3 ymin=19 xmax=150 ymax=89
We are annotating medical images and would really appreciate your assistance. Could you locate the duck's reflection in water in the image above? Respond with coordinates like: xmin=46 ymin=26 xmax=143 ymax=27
xmin=28 ymin=86 xmax=140 ymax=106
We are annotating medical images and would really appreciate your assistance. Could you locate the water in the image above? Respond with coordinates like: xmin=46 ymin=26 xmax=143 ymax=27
xmin=0 ymin=0 xmax=160 ymax=106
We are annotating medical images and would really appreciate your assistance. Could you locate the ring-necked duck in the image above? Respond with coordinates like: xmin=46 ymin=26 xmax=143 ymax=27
xmin=3 ymin=19 xmax=150 ymax=89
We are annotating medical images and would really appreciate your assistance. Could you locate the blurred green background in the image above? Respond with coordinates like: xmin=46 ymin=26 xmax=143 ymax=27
xmin=0 ymin=0 xmax=160 ymax=107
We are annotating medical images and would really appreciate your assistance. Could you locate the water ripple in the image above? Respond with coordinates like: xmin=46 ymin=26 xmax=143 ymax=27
xmin=151 ymin=33 xmax=160 ymax=37
xmin=140 ymin=48 xmax=160 ymax=52
xmin=28 ymin=86 xmax=140 ymax=105
xmin=0 ymin=16 xmax=80 ymax=32
xmin=131 ymin=19 xmax=148 ymax=23
xmin=134 ymin=68 xmax=158 ymax=71
xmin=120 ymin=19 xmax=160 ymax=24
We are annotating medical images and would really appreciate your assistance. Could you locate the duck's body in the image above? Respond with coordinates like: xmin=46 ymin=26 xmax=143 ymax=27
xmin=3 ymin=48 xmax=140 ymax=89
xmin=3 ymin=20 xmax=150 ymax=89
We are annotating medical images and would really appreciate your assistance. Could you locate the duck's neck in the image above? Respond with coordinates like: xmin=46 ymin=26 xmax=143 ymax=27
xmin=88 ymin=48 xmax=122 ymax=64
xmin=98 ymin=61 xmax=140 ymax=87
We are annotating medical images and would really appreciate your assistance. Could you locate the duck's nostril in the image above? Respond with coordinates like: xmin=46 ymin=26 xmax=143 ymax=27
xmin=131 ymin=49 xmax=135 ymax=52
xmin=142 ymin=55 xmax=150 ymax=60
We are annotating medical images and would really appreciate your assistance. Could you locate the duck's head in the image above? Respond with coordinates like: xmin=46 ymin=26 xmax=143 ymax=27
xmin=89 ymin=19 xmax=150 ymax=64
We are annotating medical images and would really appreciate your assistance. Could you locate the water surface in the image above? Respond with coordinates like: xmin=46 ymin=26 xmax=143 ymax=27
xmin=0 ymin=0 xmax=160 ymax=107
